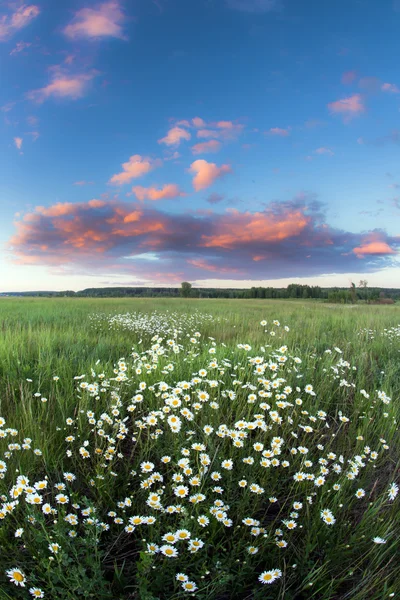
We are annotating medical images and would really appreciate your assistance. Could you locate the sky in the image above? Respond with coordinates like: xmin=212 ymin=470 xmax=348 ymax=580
xmin=1 ymin=0 xmax=400 ymax=292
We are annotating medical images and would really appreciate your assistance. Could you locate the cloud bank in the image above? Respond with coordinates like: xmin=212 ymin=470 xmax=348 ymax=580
xmin=8 ymin=197 xmax=399 ymax=284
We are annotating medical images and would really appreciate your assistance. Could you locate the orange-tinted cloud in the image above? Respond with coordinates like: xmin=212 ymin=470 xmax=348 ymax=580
xmin=191 ymin=140 xmax=222 ymax=155
xmin=158 ymin=126 xmax=191 ymax=147
xmin=109 ymin=155 xmax=163 ymax=185
xmin=7 ymin=197 xmax=399 ymax=283
xmin=327 ymin=94 xmax=365 ymax=121
xmin=192 ymin=117 xmax=206 ymax=128
xmin=196 ymin=122 xmax=244 ymax=141
xmin=381 ymin=82 xmax=400 ymax=94
xmin=63 ymin=1 xmax=127 ymax=40
xmin=187 ymin=258 xmax=240 ymax=273
xmin=189 ymin=159 xmax=232 ymax=191
xmin=341 ymin=71 xmax=357 ymax=84
xmin=201 ymin=208 xmax=310 ymax=248
xmin=266 ymin=127 xmax=290 ymax=137
xmin=0 ymin=4 xmax=39 ymax=41
xmin=14 ymin=137 xmax=23 ymax=150
xmin=132 ymin=184 xmax=185 ymax=201
xmin=197 ymin=129 xmax=218 ymax=139
xmin=353 ymin=241 xmax=396 ymax=258
xmin=27 ymin=70 xmax=98 ymax=103
xmin=315 ymin=147 xmax=334 ymax=155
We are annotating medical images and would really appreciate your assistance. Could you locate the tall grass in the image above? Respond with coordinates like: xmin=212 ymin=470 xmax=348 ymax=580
xmin=0 ymin=298 xmax=399 ymax=599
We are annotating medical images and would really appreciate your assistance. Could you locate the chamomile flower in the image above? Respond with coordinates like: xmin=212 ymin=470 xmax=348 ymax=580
xmin=258 ymin=569 xmax=282 ymax=585
xmin=6 ymin=568 xmax=26 ymax=587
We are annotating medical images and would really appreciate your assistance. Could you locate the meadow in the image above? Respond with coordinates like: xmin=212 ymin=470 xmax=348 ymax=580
xmin=0 ymin=297 xmax=399 ymax=600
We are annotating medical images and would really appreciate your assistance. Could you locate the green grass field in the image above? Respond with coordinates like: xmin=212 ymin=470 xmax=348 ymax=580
xmin=0 ymin=298 xmax=399 ymax=599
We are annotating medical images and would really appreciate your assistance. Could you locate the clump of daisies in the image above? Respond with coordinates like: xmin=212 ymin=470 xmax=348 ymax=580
xmin=0 ymin=315 xmax=398 ymax=597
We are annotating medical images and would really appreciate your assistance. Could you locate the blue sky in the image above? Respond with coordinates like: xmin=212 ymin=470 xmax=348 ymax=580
xmin=1 ymin=0 xmax=399 ymax=291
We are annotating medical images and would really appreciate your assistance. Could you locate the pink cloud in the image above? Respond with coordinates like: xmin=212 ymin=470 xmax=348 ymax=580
xmin=192 ymin=117 xmax=206 ymax=128
xmin=353 ymin=241 xmax=396 ymax=258
xmin=191 ymin=140 xmax=222 ymax=155
xmin=315 ymin=147 xmax=334 ymax=156
xmin=109 ymin=155 xmax=163 ymax=185
xmin=170 ymin=117 xmax=244 ymax=144
xmin=327 ymin=94 xmax=365 ymax=121
xmin=7 ymin=197 xmax=399 ymax=282
xmin=0 ymin=4 xmax=40 ymax=41
xmin=14 ymin=137 xmax=23 ymax=150
xmin=9 ymin=41 xmax=32 ymax=55
xmin=381 ymin=82 xmax=400 ymax=94
xmin=197 ymin=129 xmax=219 ymax=139
xmin=158 ymin=126 xmax=191 ymax=147
xmin=187 ymin=258 xmax=240 ymax=273
xmin=201 ymin=207 xmax=310 ymax=248
xmin=341 ymin=70 xmax=357 ymax=85
xmin=132 ymin=184 xmax=185 ymax=201
xmin=74 ymin=180 xmax=94 ymax=186
xmin=63 ymin=1 xmax=127 ymax=40
xmin=214 ymin=121 xmax=244 ymax=137
xmin=266 ymin=127 xmax=290 ymax=137
xmin=189 ymin=159 xmax=232 ymax=191
xmin=27 ymin=70 xmax=98 ymax=103
xmin=164 ymin=151 xmax=181 ymax=161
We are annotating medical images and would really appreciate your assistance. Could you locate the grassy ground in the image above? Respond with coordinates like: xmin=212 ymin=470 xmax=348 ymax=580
xmin=0 ymin=298 xmax=399 ymax=599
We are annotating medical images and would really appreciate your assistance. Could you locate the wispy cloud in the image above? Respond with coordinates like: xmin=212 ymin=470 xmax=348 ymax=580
xmin=27 ymin=115 xmax=38 ymax=126
xmin=109 ymin=155 xmax=163 ymax=185
xmin=207 ymin=193 xmax=225 ymax=205
xmin=381 ymin=82 xmax=400 ymax=94
xmin=0 ymin=4 xmax=39 ymax=42
xmin=191 ymin=140 xmax=222 ymax=155
xmin=169 ymin=117 xmax=244 ymax=145
xmin=189 ymin=159 xmax=232 ymax=191
xmin=27 ymin=68 xmax=99 ymax=103
xmin=265 ymin=127 xmax=291 ymax=137
xmin=9 ymin=41 xmax=32 ymax=55
xmin=131 ymin=184 xmax=185 ymax=201
xmin=158 ymin=126 xmax=191 ymax=147
xmin=26 ymin=131 xmax=39 ymax=141
xmin=341 ymin=70 xmax=357 ymax=84
xmin=1 ymin=102 xmax=16 ymax=112
xmin=14 ymin=137 xmax=23 ymax=150
xmin=315 ymin=147 xmax=334 ymax=156
xmin=73 ymin=180 xmax=94 ymax=186
xmin=63 ymin=1 xmax=127 ymax=40
xmin=327 ymin=94 xmax=365 ymax=121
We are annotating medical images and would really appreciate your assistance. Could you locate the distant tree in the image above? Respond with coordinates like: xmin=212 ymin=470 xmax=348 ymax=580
xmin=180 ymin=282 xmax=192 ymax=298
xmin=349 ymin=281 xmax=357 ymax=304
xmin=358 ymin=279 xmax=368 ymax=303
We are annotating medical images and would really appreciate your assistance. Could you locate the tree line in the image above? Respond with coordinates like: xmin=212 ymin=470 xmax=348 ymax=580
xmin=1 ymin=281 xmax=398 ymax=302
